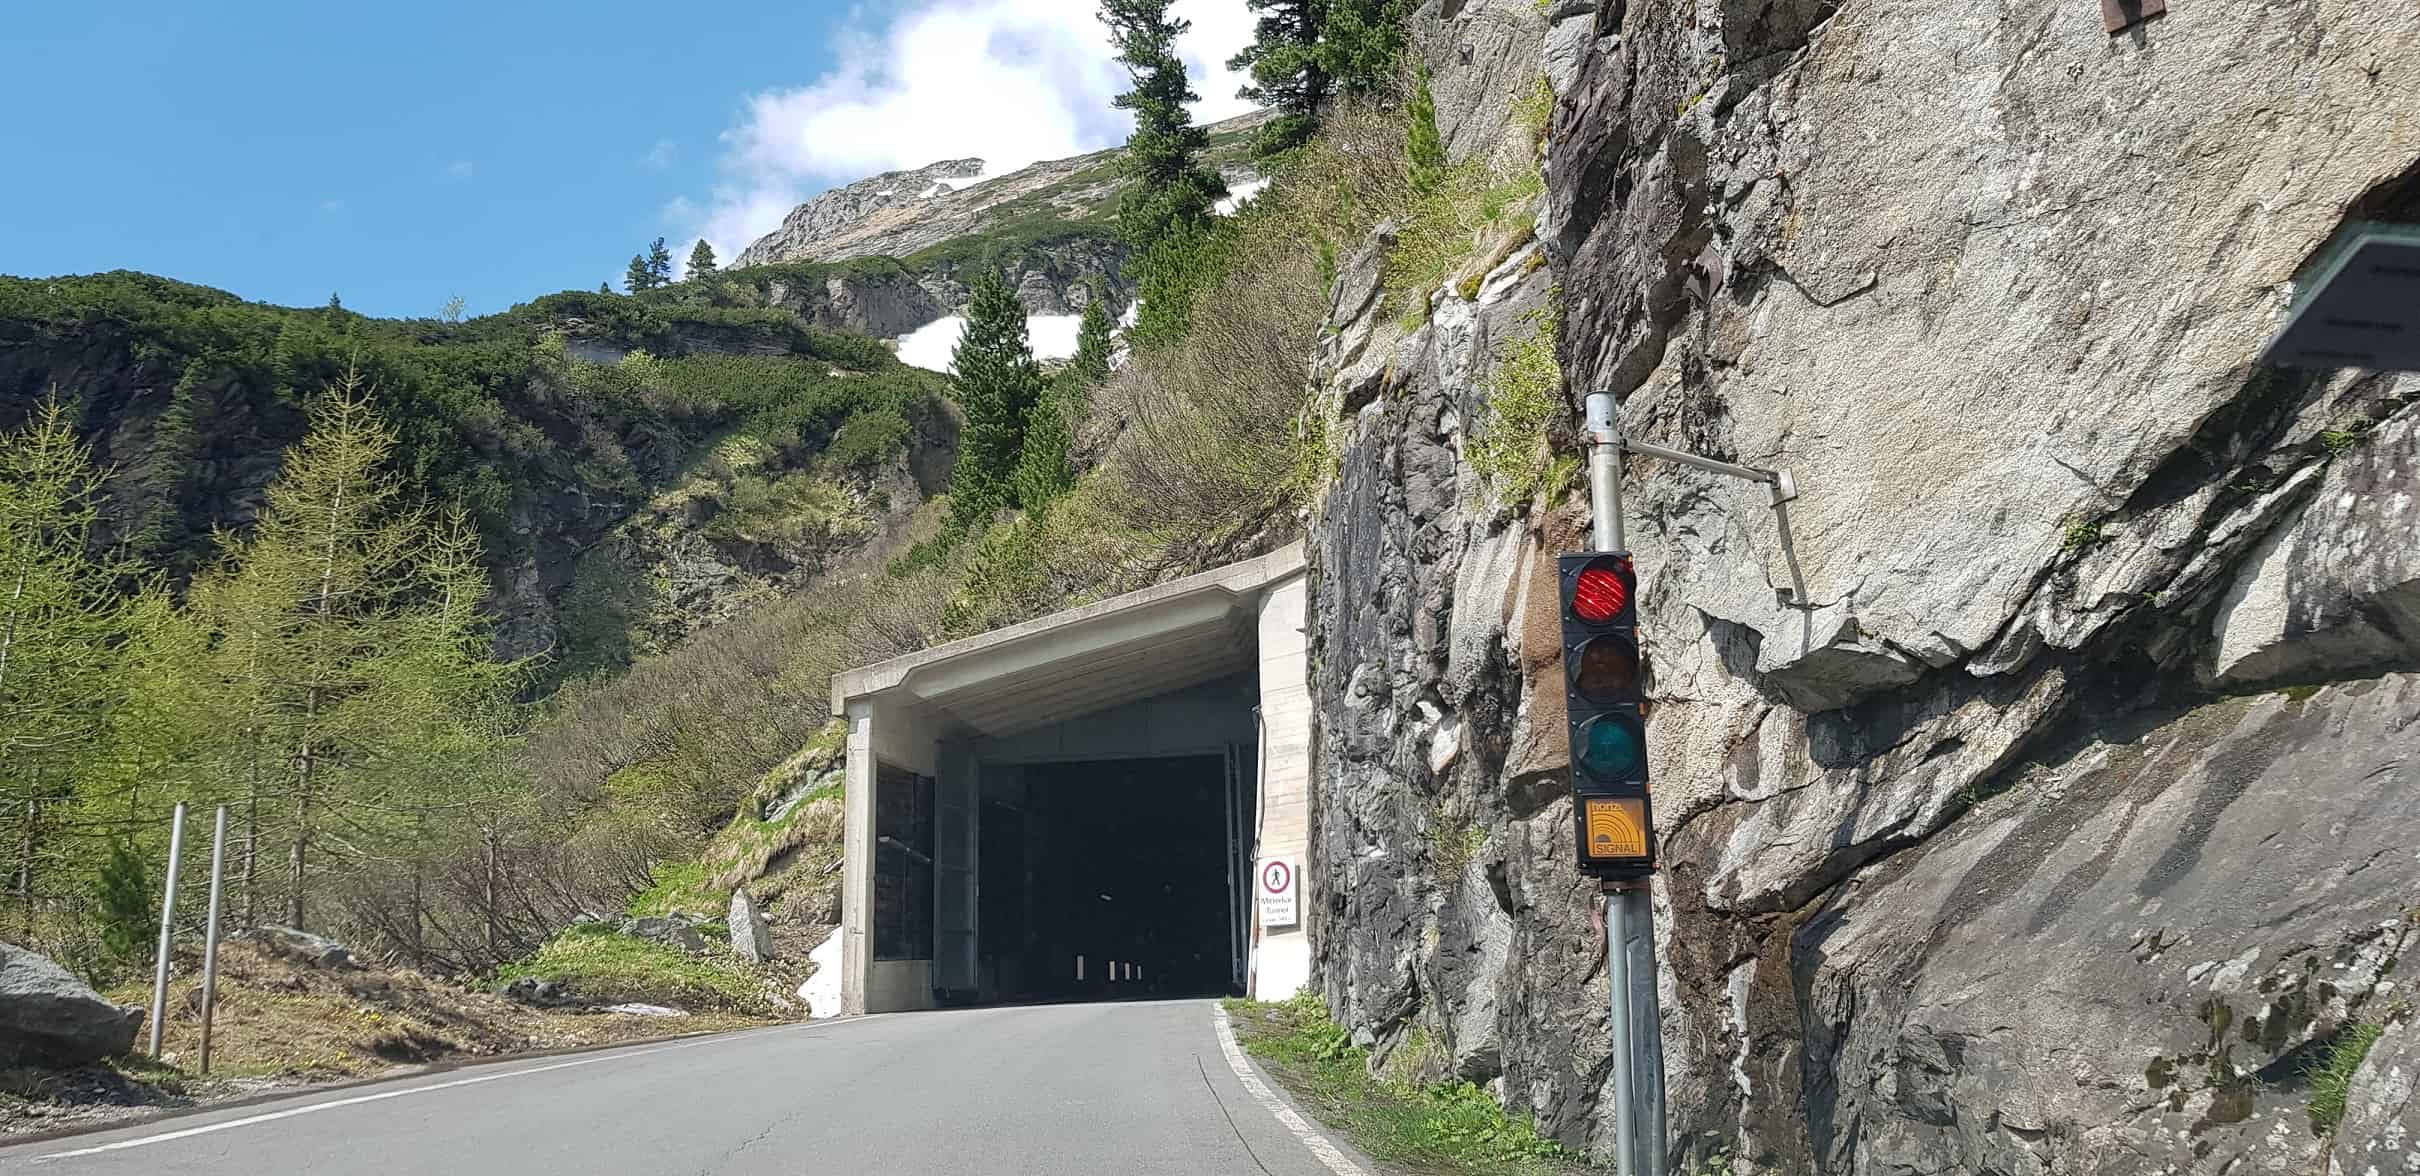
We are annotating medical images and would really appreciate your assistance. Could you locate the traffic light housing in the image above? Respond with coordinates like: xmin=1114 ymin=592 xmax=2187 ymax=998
xmin=1560 ymin=553 xmax=1654 ymax=879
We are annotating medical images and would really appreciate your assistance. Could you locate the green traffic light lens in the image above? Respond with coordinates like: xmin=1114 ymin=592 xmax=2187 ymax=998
xmin=1578 ymin=715 xmax=1643 ymax=782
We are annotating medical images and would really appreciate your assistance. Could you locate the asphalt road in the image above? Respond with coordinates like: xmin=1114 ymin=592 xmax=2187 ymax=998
xmin=0 ymin=1000 xmax=1363 ymax=1175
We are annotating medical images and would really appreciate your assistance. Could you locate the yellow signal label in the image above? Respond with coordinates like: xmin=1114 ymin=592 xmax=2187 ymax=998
xmin=1582 ymin=798 xmax=1648 ymax=860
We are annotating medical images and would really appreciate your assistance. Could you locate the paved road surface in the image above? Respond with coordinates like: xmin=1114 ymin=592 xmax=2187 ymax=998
xmin=0 ymin=1000 xmax=1362 ymax=1175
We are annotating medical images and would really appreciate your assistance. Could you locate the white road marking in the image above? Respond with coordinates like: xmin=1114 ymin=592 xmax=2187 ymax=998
xmin=1210 ymin=1004 xmax=1370 ymax=1176
xmin=33 ymin=1027 xmax=803 ymax=1162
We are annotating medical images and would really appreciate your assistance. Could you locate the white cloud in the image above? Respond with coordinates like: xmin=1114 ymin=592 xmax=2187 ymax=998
xmin=640 ymin=139 xmax=677 ymax=170
xmin=674 ymin=0 xmax=1258 ymax=264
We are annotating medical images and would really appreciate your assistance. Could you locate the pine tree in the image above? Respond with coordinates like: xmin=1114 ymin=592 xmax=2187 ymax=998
xmin=600 ymin=282 xmax=614 ymax=295
xmin=327 ymin=292 xmax=343 ymax=311
xmin=1009 ymin=301 xmax=1116 ymax=515
xmin=1230 ymin=0 xmax=1328 ymax=159
xmin=646 ymin=238 xmax=675 ymax=287
xmin=1071 ymin=300 xmax=1117 ymax=386
xmin=1319 ymin=0 xmax=1409 ymax=95
xmin=949 ymin=271 xmax=1046 ymax=529
xmin=686 ymin=239 xmax=719 ymax=280
xmin=625 ymin=254 xmax=653 ymax=294
xmin=1101 ymin=0 xmax=1229 ymax=251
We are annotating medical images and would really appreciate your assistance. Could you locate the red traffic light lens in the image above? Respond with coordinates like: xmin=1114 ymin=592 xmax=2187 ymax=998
xmin=1572 ymin=564 xmax=1629 ymax=624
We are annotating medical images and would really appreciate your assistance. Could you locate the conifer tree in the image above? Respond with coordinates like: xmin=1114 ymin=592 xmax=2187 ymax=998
xmin=646 ymin=237 xmax=675 ymax=287
xmin=0 ymin=402 xmax=134 ymax=934
xmin=1009 ymin=301 xmax=1116 ymax=515
xmin=1071 ymin=299 xmax=1117 ymax=386
xmin=1101 ymin=0 xmax=1228 ymax=251
xmin=1230 ymin=0 xmax=1327 ymax=159
xmin=686 ymin=239 xmax=719 ymax=280
xmin=625 ymin=254 xmax=653 ymax=294
xmin=1408 ymin=67 xmax=1447 ymax=195
xmin=949 ymin=271 xmax=1046 ymax=529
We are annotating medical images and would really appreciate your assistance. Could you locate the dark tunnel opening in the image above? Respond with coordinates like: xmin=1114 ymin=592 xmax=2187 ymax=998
xmin=975 ymin=755 xmax=1243 ymax=1004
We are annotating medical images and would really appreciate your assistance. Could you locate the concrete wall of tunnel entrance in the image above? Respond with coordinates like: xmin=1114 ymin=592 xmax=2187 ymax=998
xmin=834 ymin=545 xmax=1312 ymax=1016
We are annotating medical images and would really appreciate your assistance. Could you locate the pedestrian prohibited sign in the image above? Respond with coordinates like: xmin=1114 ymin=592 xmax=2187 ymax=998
xmin=1257 ymin=857 xmax=1299 ymax=929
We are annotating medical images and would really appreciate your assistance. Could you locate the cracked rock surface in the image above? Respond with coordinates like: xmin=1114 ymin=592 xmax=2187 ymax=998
xmin=1304 ymin=0 xmax=2420 ymax=1169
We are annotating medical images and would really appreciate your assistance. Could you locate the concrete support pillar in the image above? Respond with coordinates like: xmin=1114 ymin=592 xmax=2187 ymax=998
xmin=1253 ymin=574 xmax=1314 ymax=1000
xmin=841 ymin=700 xmax=876 ymax=1016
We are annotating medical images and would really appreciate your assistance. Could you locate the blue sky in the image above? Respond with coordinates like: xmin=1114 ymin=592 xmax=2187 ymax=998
xmin=0 ymin=1 xmax=1255 ymax=321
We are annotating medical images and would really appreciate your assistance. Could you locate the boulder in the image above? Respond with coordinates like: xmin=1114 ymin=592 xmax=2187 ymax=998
xmin=0 ymin=942 xmax=142 ymax=1067
xmin=230 ymin=926 xmax=358 ymax=970
xmin=623 ymin=916 xmax=707 ymax=953
xmin=727 ymin=891 xmax=773 ymax=964
xmin=494 ymin=976 xmax=573 ymax=1007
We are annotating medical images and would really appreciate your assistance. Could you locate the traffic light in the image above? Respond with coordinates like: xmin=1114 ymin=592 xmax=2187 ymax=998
xmin=1560 ymin=552 xmax=1654 ymax=879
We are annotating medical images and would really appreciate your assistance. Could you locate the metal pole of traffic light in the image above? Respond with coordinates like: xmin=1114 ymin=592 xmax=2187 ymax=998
xmin=1584 ymin=393 xmax=1667 ymax=1176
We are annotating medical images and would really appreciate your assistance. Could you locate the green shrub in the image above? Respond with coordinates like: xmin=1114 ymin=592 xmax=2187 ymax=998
xmin=493 ymin=928 xmax=769 ymax=1013
xmin=1468 ymin=311 xmax=1575 ymax=508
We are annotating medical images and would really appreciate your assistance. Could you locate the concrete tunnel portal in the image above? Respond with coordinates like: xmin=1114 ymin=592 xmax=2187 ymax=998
xmin=830 ymin=545 xmax=1313 ymax=1015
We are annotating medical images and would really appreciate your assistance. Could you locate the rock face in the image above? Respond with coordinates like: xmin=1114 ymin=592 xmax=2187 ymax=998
xmin=0 ymin=942 xmax=142 ymax=1066
xmin=731 ymin=110 xmax=1271 ymax=325
xmin=1303 ymin=0 xmax=2420 ymax=1170
xmin=727 ymin=890 xmax=773 ymax=964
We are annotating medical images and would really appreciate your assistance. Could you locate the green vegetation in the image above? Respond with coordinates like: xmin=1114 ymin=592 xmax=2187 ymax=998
xmin=1229 ymin=0 xmax=1410 ymax=159
xmin=949 ymin=269 xmax=1049 ymax=529
xmin=1384 ymin=76 xmax=1548 ymax=327
xmin=494 ymin=924 xmax=770 ymax=1013
xmin=1468 ymin=308 xmax=1575 ymax=508
xmin=1105 ymin=0 xmax=1232 ymax=347
xmin=2061 ymin=519 xmax=2106 ymax=553
xmin=2308 ymin=1020 xmax=2385 ymax=1133
xmin=2322 ymin=428 xmax=2363 ymax=455
xmin=1227 ymin=993 xmax=1589 ymax=1175
xmin=686 ymin=239 xmax=718 ymax=281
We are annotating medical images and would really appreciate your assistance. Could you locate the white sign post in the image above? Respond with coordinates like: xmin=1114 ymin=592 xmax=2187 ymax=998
xmin=1256 ymin=857 xmax=1299 ymax=929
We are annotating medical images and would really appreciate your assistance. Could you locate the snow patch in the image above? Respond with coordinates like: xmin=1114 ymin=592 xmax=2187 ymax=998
xmin=1214 ymin=177 xmax=1271 ymax=215
xmin=936 ymin=171 xmax=995 ymax=192
xmin=801 ymin=927 xmax=844 ymax=1020
xmin=895 ymin=315 xmax=967 ymax=372
xmin=602 ymin=1003 xmax=689 ymax=1018
xmin=893 ymin=312 xmax=1085 ymax=373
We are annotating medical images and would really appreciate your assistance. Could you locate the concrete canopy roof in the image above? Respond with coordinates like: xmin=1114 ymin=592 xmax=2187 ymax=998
xmin=830 ymin=543 xmax=1306 ymax=738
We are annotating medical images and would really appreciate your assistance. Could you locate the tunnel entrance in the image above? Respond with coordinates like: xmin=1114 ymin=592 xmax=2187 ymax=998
xmin=972 ymin=753 xmax=1248 ymax=1004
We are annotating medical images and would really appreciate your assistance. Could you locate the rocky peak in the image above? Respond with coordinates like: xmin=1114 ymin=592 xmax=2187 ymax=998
xmin=732 ymin=158 xmax=989 ymax=268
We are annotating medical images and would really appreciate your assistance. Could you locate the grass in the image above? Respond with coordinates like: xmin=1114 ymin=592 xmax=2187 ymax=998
xmin=2308 ymin=1020 xmax=2385 ymax=1134
xmin=2060 ymin=519 xmax=2105 ymax=553
xmin=1225 ymin=993 xmax=1599 ymax=1176
xmin=493 ymin=926 xmax=772 ymax=1014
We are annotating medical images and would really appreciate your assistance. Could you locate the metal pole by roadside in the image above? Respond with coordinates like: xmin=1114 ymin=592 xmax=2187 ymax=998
xmin=147 ymin=802 xmax=187 ymax=1059
xmin=199 ymin=806 xmax=229 ymax=1075
xmin=1584 ymin=393 xmax=1668 ymax=1176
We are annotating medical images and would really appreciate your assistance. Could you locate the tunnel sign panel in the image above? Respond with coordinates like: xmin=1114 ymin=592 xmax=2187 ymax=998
xmin=1258 ymin=857 xmax=1299 ymax=928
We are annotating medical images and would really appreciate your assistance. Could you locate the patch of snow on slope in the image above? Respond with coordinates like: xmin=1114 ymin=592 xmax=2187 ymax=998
xmin=893 ymin=313 xmax=1086 ymax=372
xmin=801 ymin=928 xmax=843 ymax=1020
xmin=936 ymin=171 xmax=995 ymax=192
xmin=1215 ymin=178 xmax=1271 ymax=215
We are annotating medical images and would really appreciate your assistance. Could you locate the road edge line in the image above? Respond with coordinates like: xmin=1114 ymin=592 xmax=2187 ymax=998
xmin=1210 ymin=1003 xmax=1371 ymax=1176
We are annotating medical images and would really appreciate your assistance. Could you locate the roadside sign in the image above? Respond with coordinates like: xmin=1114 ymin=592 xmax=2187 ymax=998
xmin=1257 ymin=857 xmax=1298 ymax=928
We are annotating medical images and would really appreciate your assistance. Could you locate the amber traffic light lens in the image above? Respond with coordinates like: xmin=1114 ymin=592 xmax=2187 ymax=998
xmin=1573 ymin=635 xmax=1638 ymax=703
xmin=1571 ymin=564 xmax=1629 ymax=624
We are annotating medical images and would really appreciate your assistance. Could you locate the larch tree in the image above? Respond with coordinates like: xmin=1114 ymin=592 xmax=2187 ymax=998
xmin=0 ymin=402 xmax=134 ymax=937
